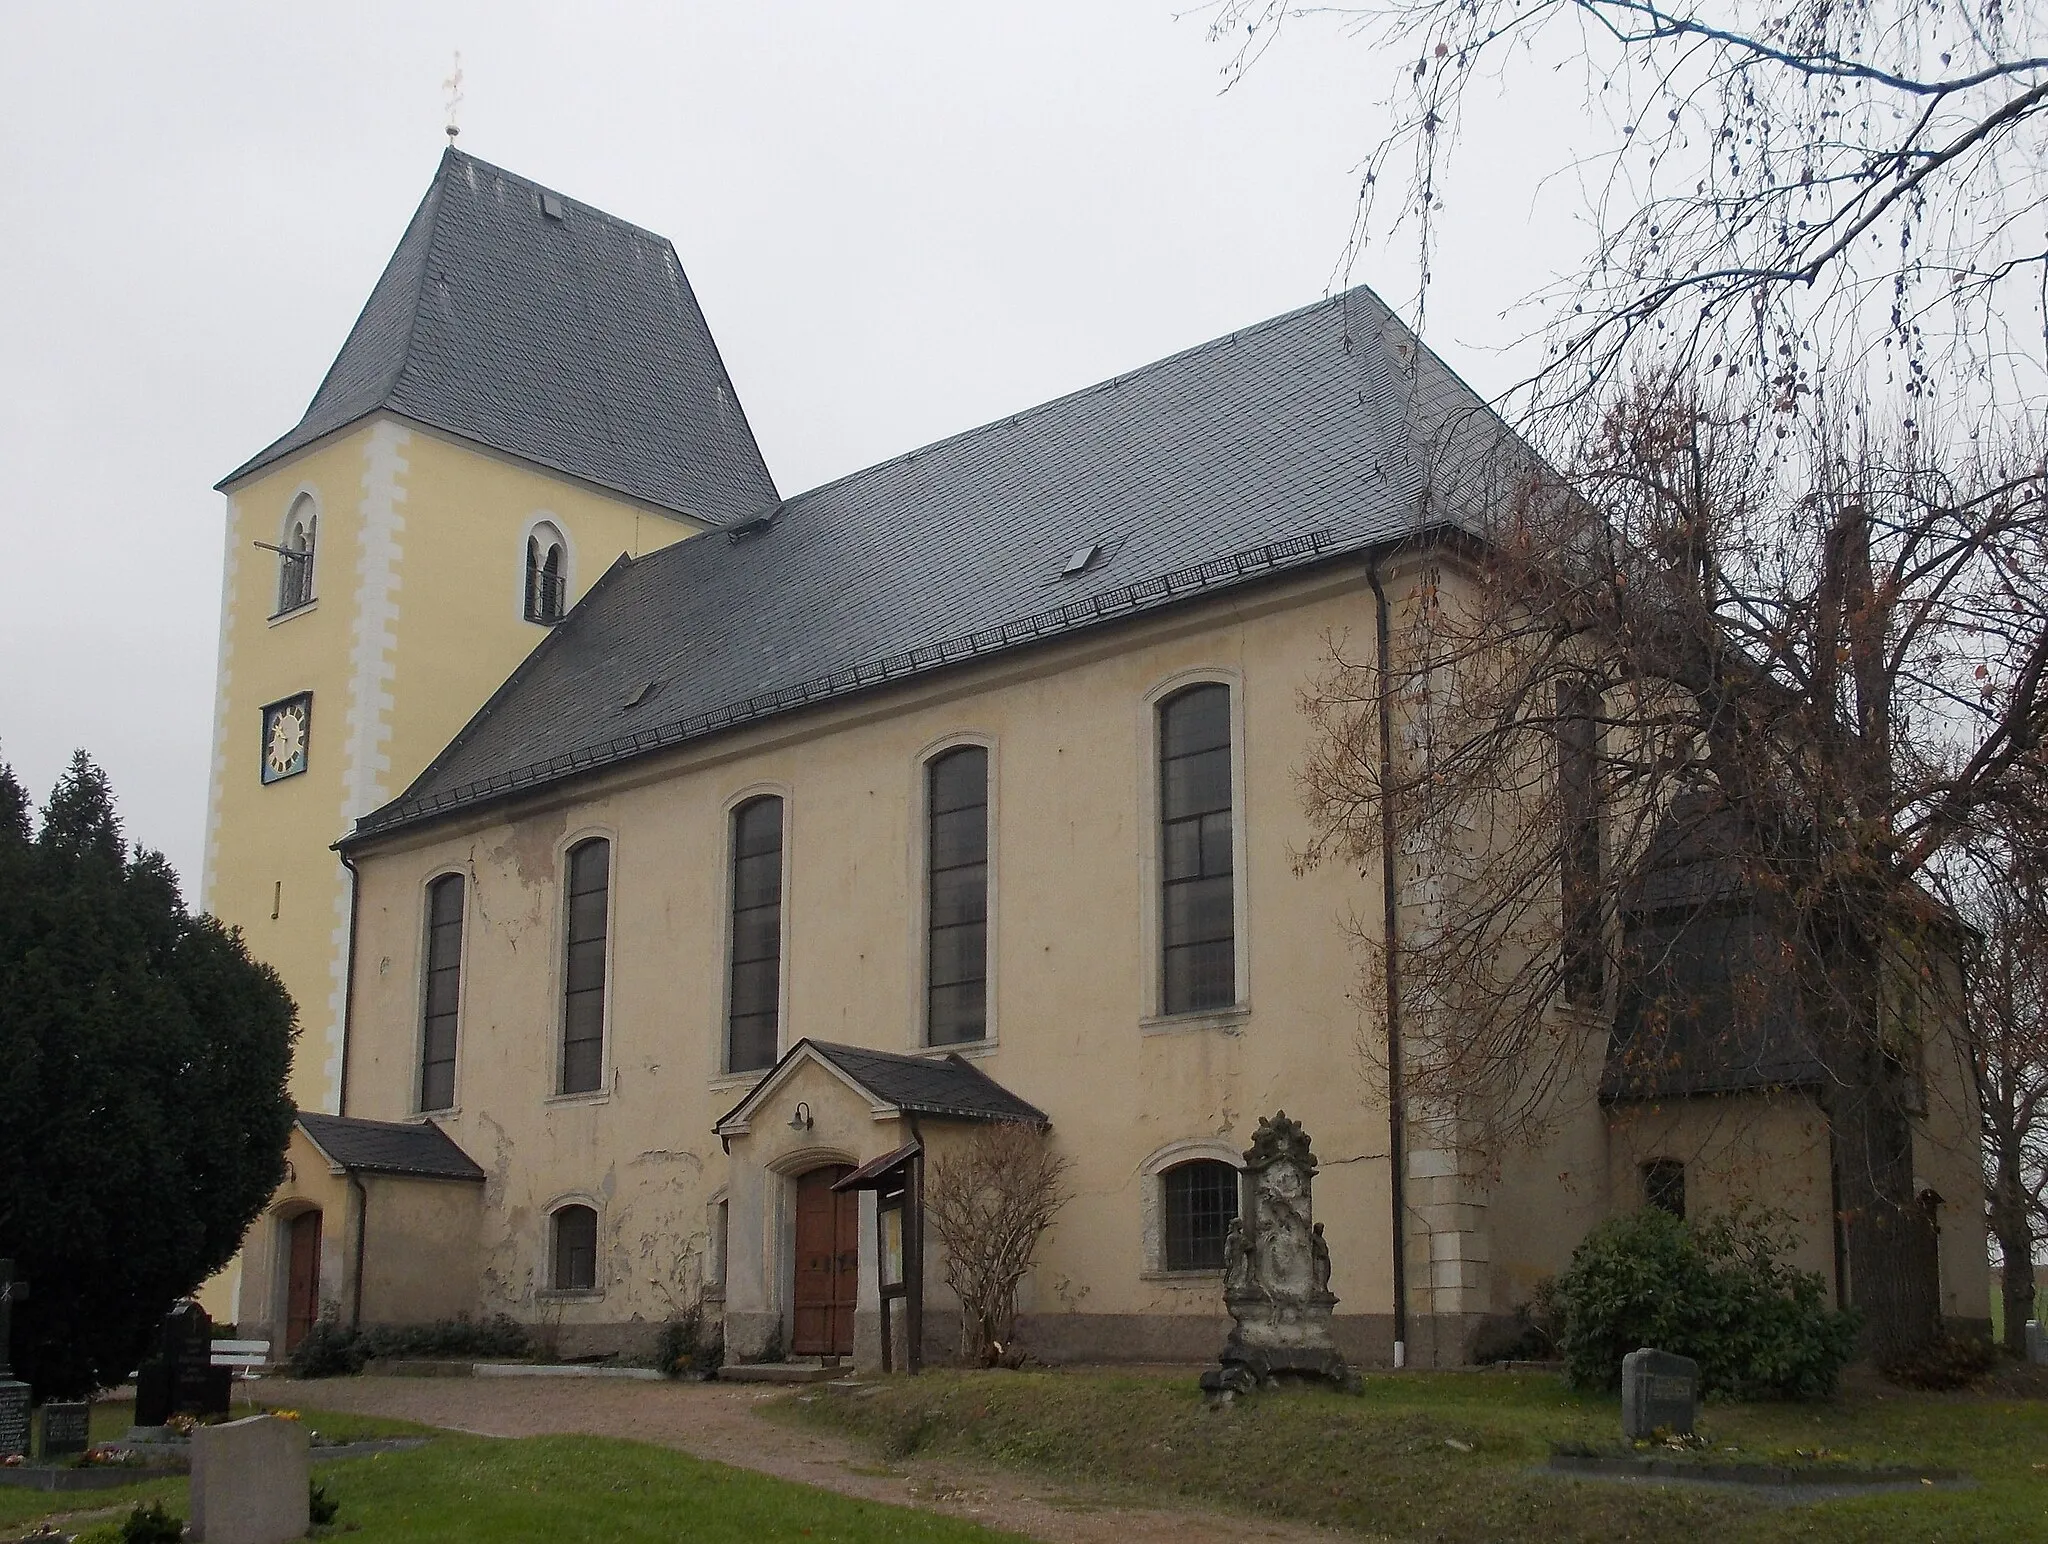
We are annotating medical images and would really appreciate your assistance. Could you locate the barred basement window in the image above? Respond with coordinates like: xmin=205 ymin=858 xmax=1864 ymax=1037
xmin=927 ymin=746 xmax=988 ymax=1045
xmin=1162 ymin=1159 xmax=1239 ymax=1271
xmin=1159 ymin=684 xmax=1235 ymax=1014
xmin=418 ymin=873 xmax=464 ymax=1111
xmin=1643 ymin=1159 xmax=1686 ymax=1219
xmin=726 ymin=797 xmax=784 ymax=1073
xmin=551 ymin=1204 xmax=598 ymax=1291
xmin=559 ymin=838 xmax=610 ymax=1095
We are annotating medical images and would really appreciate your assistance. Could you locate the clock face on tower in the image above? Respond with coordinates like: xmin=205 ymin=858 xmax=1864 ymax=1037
xmin=260 ymin=693 xmax=313 ymax=784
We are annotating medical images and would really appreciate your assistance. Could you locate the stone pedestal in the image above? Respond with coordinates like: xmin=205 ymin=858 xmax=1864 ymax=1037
xmin=190 ymin=1415 xmax=309 ymax=1544
xmin=1201 ymin=1113 xmax=1356 ymax=1399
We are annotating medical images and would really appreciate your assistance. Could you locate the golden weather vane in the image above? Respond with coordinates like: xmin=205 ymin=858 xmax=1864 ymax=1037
xmin=443 ymin=51 xmax=465 ymax=143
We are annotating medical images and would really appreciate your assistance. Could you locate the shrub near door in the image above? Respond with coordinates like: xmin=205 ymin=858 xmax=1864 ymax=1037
xmin=1550 ymin=1206 xmax=1859 ymax=1399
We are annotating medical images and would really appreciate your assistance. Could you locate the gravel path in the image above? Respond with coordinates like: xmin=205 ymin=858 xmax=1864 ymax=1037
xmin=292 ymin=1373 xmax=1370 ymax=1544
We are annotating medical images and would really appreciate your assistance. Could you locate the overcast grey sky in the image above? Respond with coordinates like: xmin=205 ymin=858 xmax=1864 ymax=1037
xmin=0 ymin=2 xmax=1586 ymax=889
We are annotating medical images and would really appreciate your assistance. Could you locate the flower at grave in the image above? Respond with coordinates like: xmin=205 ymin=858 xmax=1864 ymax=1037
xmin=2 ymin=1453 xmax=22 ymax=1467
xmin=271 ymin=1409 xmax=301 ymax=1421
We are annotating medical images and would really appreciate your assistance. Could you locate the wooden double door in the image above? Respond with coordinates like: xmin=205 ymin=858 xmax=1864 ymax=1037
xmin=792 ymin=1166 xmax=858 ymax=1356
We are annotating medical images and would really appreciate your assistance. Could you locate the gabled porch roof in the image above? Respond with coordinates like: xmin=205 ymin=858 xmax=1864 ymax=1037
xmin=713 ymin=1038 xmax=1048 ymax=1139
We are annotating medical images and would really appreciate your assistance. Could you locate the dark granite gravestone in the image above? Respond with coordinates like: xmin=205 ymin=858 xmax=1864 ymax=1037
xmin=134 ymin=1301 xmax=231 ymax=1427
xmin=35 ymin=1401 xmax=89 ymax=1461
xmin=1622 ymin=1346 xmax=1699 ymax=1439
xmin=0 ymin=1259 xmax=28 ymax=1460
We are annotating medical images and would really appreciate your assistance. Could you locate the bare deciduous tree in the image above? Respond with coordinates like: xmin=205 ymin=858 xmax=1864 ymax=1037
xmin=1948 ymin=833 xmax=2048 ymax=1350
xmin=1206 ymin=0 xmax=2048 ymax=405
xmin=1300 ymin=381 xmax=2048 ymax=1356
xmin=924 ymin=1124 xmax=1073 ymax=1366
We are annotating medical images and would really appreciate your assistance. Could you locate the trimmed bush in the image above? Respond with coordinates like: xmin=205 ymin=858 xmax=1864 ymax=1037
xmin=1879 ymin=1332 xmax=2000 ymax=1390
xmin=286 ymin=1311 xmax=536 ymax=1378
xmin=1550 ymin=1205 xmax=1859 ymax=1399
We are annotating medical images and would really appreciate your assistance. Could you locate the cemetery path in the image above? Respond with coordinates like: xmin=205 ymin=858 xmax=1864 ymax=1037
xmin=291 ymin=1373 xmax=1368 ymax=1543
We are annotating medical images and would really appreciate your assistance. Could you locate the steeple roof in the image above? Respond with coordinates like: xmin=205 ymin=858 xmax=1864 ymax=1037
xmin=219 ymin=148 xmax=778 ymax=524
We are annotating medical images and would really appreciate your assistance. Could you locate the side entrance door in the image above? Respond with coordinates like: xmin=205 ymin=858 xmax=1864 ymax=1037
xmin=792 ymin=1166 xmax=858 ymax=1356
xmin=285 ymin=1210 xmax=323 ymax=1352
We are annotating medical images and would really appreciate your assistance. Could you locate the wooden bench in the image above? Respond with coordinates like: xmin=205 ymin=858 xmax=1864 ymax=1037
xmin=211 ymin=1338 xmax=271 ymax=1375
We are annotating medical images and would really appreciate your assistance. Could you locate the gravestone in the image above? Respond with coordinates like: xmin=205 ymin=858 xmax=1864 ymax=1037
xmin=190 ymin=1414 xmax=309 ymax=1544
xmin=2026 ymin=1320 xmax=2046 ymax=1365
xmin=35 ymin=1400 xmax=90 ymax=1461
xmin=134 ymin=1300 xmax=231 ymax=1428
xmin=1199 ymin=1112 xmax=1355 ymax=1399
xmin=0 ymin=1259 xmax=28 ymax=1461
xmin=1621 ymin=1346 xmax=1699 ymax=1439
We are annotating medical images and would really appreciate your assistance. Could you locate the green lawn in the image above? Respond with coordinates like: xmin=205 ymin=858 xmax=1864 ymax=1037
xmin=781 ymin=1367 xmax=2048 ymax=1544
xmin=6 ymin=1415 xmax=1022 ymax=1543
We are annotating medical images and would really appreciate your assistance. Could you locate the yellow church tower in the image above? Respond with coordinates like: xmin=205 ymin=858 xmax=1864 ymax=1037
xmin=200 ymin=149 xmax=777 ymax=1309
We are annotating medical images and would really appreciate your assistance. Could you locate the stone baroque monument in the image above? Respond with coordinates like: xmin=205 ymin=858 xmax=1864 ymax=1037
xmin=1201 ymin=1113 xmax=1357 ymax=1399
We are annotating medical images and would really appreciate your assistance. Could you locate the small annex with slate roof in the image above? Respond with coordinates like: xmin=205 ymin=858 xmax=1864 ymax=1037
xmin=296 ymin=1112 xmax=486 ymax=1183
xmin=219 ymin=149 xmax=778 ymax=526
xmin=715 ymin=1040 xmax=1049 ymax=1138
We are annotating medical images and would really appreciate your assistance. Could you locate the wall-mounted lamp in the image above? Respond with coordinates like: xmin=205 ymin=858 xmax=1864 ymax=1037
xmin=788 ymin=1102 xmax=814 ymax=1133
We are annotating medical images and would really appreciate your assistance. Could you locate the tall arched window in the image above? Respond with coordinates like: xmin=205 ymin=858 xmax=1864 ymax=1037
xmin=559 ymin=838 xmax=611 ymax=1095
xmin=927 ymin=746 xmax=989 ymax=1046
xmin=525 ymin=522 xmax=568 ymax=623
xmin=419 ymin=873 xmax=464 ymax=1111
xmin=275 ymin=496 xmax=317 ymax=615
xmin=551 ymin=1204 xmax=599 ymax=1291
xmin=726 ymin=797 xmax=784 ymax=1073
xmin=1162 ymin=1159 xmax=1239 ymax=1271
xmin=1159 ymin=683 xmax=1235 ymax=1014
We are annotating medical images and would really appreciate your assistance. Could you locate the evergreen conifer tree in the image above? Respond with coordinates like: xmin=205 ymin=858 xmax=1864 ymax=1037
xmin=0 ymin=751 xmax=295 ymax=1398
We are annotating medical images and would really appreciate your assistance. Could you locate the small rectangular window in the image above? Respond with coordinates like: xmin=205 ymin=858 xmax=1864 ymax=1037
xmin=727 ymin=798 xmax=784 ymax=1073
xmin=419 ymin=874 xmax=463 ymax=1111
xmin=1643 ymin=1159 xmax=1686 ymax=1219
xmin=552 ymin=1205 xmax=598 ymax=1290
xmin=1160 ymin=685 xmax=1235 ymax=1014
xmin=560 ymin=839 xmax=610 ymax=1095
xmin=928 ymin=747 xmax=989 ymax=1045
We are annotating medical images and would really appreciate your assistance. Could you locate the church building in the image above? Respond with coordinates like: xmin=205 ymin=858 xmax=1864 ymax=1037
xmin=205 ymin=149 xmax=1989 ymax=1368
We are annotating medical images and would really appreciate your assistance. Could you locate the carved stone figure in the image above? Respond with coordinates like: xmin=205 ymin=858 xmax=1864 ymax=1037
xmin=1199 ymin=1112 xmax=1357 ymax=1400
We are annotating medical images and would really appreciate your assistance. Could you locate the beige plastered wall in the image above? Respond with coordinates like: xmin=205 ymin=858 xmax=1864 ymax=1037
xmin=340 ymin=562 xmax=1410 ymax=1360
xmin=202 ymin=416 xmax=700 ymax=1320
xmin=234 ymin=1127 xmax=354 ymax=1346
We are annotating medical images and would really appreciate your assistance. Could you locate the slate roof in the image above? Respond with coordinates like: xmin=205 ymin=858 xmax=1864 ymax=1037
xmin=1604 ymin=909 xmax=1824 ymax=1100
xmin=349 ymin=279 xmax=1532 ymax=845
xmin=1604 ymin=798 xmax=1825 ymax=1099
xmin=219 ymin=149 xmax=778 ymax=524
xmin=713 ymin=1038 xmax=1050 ymax=1133
xmin=808 ymin=1041 xmax=1050 ymax=1124
xmin=297 ymin=1112 xmax=488 ymax=1181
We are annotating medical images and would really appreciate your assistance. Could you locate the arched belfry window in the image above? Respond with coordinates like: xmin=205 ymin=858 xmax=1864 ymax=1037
xmin=275 ymin=497 xmax=316 ymax=615
xmin=525 ymin=522 xmax=568 ymax=623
